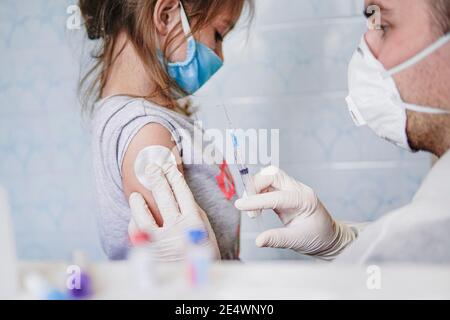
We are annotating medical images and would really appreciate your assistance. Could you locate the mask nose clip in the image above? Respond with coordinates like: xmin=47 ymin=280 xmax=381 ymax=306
xmin=346 ymin=96 xmax=367 ymax=127
xmin=357 ymin=47 xmax=364 ymax=57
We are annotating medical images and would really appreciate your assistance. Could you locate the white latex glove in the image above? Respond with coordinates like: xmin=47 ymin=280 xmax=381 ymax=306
xmin=128 ymin=163 xmax=221 ymax=261
xmin=234 ymin=166 xmax=358 ymax=261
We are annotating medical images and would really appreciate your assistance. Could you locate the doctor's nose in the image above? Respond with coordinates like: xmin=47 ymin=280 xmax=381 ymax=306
xmin=364 ymin=30 xmax=384 ymax=59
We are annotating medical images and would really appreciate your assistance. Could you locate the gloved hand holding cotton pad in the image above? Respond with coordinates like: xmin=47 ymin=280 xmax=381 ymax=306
xmin=134 ymin=145 xmax=179 ymax=190
xmin=128 ymin=146 xmax=220 ymax=261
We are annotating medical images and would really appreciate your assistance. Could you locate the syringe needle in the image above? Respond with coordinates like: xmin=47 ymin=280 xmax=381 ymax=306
xmin=222 ymin=104 xmax=233 ymax=128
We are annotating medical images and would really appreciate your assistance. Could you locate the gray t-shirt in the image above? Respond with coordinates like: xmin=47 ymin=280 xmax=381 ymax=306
xmin=90 ymin=96 xmax=240 ymax=260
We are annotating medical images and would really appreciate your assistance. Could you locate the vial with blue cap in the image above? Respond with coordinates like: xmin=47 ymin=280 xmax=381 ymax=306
xmin=185 ymin=229 xmax=213 ymax=287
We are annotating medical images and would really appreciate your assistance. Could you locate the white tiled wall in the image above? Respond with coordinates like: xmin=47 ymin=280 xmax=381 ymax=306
xmin=0 ymin=1 xmax=430 ymax=261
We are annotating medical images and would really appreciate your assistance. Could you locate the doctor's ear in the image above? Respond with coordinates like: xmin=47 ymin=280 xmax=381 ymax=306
xmin=153 ymin=0 xmax=181 ymax=36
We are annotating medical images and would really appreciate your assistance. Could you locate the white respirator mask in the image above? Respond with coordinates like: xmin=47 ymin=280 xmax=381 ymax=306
xmin=346 ymin=33 xmax=450 ymax=151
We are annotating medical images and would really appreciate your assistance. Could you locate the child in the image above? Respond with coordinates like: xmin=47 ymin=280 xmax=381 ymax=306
xmin=79 ymin=0 xmax=253 ymax=260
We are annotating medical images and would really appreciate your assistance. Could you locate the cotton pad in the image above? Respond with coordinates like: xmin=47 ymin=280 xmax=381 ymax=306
xmin=134 ymin=146 xmax=178 ymax=190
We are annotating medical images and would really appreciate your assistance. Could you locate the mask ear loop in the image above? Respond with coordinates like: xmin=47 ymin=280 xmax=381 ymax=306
xmin=156 ymin=2 xmax=193 ymax=62
xmin=383 ymin=33 xmax=450 ymax=78
xmin=382 ymin=33 xmax=450 ymax=115
xmin=166 ymin=2 xmax=196 ymax=67
xmin=179 ymin=1 xmax=193 ymax=40
xmin=403 ymin=103 xmax=450 ymax=114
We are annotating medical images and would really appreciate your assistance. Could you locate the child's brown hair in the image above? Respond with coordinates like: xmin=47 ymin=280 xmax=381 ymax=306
xmin=78 ymin=0 xmax=254 ymax=116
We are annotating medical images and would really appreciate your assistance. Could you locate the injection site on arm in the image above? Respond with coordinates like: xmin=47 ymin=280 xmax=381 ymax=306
xmin=122 ymin=123 xmax=221 ymax=261
xmin=121 ymin=123 xmax=183 ymax=227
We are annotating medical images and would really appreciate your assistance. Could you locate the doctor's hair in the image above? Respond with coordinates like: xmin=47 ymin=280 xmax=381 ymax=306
xmin=78 ymin=0 xmax=254 ymax=116
xmin=430 ymin=0 xmax=450 ymax=34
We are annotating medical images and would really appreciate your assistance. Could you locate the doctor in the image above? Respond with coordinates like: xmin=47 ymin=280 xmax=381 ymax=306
xmin=129 ymin=0 xmax=450 ymax=263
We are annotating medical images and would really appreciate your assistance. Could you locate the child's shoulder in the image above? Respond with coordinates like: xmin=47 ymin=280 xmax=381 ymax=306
xmin=91 ymin=95 xmax=145 ymax=128
xmin=92 ymin=95 xmax=190 ymax=129
xmin=90 ymin=95 xmax=187 ymax=164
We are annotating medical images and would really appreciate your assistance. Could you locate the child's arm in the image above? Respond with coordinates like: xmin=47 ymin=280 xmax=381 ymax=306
xmin=121 ymin=123 xmax=183 ymax=227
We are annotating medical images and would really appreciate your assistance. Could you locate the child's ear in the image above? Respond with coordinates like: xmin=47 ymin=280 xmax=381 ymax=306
xmin=154 ymin=0 xmax=181 ymax=36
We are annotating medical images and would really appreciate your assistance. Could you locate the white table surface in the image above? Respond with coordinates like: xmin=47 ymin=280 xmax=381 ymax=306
xmin=15 ymin=261 xmax=450 ymax=300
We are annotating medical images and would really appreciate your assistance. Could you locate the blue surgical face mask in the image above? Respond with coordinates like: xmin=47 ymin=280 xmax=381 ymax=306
xmin=163 ymin=2 xmax=223 ymax=96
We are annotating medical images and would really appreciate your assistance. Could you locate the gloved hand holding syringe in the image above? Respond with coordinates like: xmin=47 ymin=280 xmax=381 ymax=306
xmin=223 ymin=105 xmax=264 ymax=226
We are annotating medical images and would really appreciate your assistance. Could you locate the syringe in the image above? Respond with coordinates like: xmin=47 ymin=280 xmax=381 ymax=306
xmin=223 ymin=105 xmax=263 ymax=221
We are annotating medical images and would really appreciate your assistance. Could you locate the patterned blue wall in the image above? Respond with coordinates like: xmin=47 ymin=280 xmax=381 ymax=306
xmin=0 ymin=0 xmax=431 ymax=261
